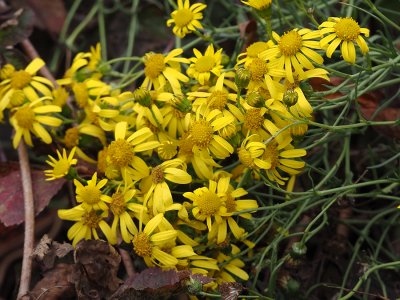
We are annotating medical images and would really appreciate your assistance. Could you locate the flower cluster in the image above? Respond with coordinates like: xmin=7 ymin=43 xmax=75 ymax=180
xmin=0 ymin=0 xmax=371 ymax=292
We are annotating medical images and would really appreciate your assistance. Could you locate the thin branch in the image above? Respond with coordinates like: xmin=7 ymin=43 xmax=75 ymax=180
xmin=118 ymin=248 xmax=135 ymax=278
xmin=17 ymin=141 xmax=35 ymax=299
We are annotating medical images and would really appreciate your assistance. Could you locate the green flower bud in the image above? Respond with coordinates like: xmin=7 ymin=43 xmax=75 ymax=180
xmin=235 ymin=67 xmax=251 ymax=89
xmin=246 ymin=90 xmax=265 ymax=107
xmin=133 ymin=87 xmax=152 ymax=107
xmin=283 ymin=89 xmax=298 ymax=107
xmin=173 ymin=95 xmax=192 ymax=113
xmin=290 ymin=242 xmax=307 ymax=259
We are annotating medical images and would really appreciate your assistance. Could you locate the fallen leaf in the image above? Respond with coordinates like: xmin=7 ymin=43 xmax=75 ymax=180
xmin=29 ymin=263 xmax=76 ymax=300
xmin=111 ymin=267 xmax=194 ymax=299
xmin=73 ymin=240 xmax=122 ymax=299
xmin=33 ymin=234 xmax=74 ymax=270
xmin=0 ymin=162 xmax=66 ymax=227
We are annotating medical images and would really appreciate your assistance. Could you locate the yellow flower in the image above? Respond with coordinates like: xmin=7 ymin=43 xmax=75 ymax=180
xmin=140 ymin=158 xmax=192 ymax=215
xmin=60 ymin=43 xmax=103 ymax=83
xmin=45 ymin=147 xmax=77 ymax=181
xmin=58 ymin=204 xmax=116 ymax=247
xmin=0 ymin=58 xmax=53 ymax=112
xmin=187 ymin=44 xmax=223 ymax=85
xmin=228 ymin=101 xmax=292 ymax=147
xmin=166 ymin=0 xmax=207 ymax=38
xmin=236 ymin=41 xmax=273 ymax=67
xmin=74 ymin=172 xmax=112 ymax=211
xmin=141 ymin=49 xmax=189 ymax=94
xmin=261 ymin=29 xmax=323 ymax=83
xmin=237 ymin=134 xmax=271 ymax=170
xmin=244 ymin=57 xmax=286 ymax=90
xmin=183 ymin=178 xmax=232 ymax=234
xmin=109 ymin=184 xmax=146 ymax=243
xmin=319 ymin=17 xmax=369 ymax=64
xmin=177 ymin=132 xmax=220 ymax=180
xmin=132 ymin=213 xmax=179 ymax=268
xmin=211 ymin=244 xmax=249 ymax=284
xmin=106 ymin=121 xmax=159 ymax=180
xmin=262 ymin=140 xmax=306 ymax=185
xmin=187 ymin=105 xmax=235 ymax=159
xmin=207 ymin=176 xmax=258 ymax=243
xmin=188 ymin=73 xmax=238 ymax=112
xmin=264 ymin=70 xmax=329 ymax=117
xmin=242 ymin=0 xmax=272 ymax=10
xmin=9 ymin=98 xmax=62 ymax=148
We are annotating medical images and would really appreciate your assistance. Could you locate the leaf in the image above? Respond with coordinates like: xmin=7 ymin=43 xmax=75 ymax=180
xmin=73 ymin=240 xmax=122 ymax=299
xmin=26 ymin=0 xmax=66 ymax=35
xmin=28 ymin=263 xmax=76 ymax=300
xmin=0 ymin=8 xmax=34 ymax=47
xmin=0 ymin=162 xmax=66 ymax=227
xmin=111 ymin=267 xmax=193 ymax=299
xmin=33 ymin=234 xmax=74 ymax=270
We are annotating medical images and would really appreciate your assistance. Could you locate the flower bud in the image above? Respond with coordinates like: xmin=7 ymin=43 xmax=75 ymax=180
xmin=235 ymin=67 xmax=251 ymax=89
xmin=0 ymin=64 xmax=15 ymax=80
xmin=173 ymin=95 xmax=192 ymax=113
xmin=246 ymin=90 xmax=264 ymax=107
xmin=283 ymin=89 xmax=298 ymax=107
xmin=133 ymin=87 xmax=152 ymax=107
xmin=10 ymin=90 xmax=26 ymax=107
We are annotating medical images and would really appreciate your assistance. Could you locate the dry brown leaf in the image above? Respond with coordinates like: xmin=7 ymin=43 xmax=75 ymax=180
xmin=0 ymin=162 xmax=66 ymax=227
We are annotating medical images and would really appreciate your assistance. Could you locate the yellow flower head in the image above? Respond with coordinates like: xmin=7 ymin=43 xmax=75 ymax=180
xmin=140 ymin=158 xmax=192 ymax=215
xmin=188 ymin=106 xmax=234 ymax=159
xmin=237 ymin=134 xmax=270 ymax=170
xmin=205 ymin=176 xmax=259 ymax=244
xmin=109 ymin=184 xmax=146 ymax=243
xmin=261 ymin=29 xmax=323 ymax=83
xmin=0 ymin=58 xmax=53 ymax=114
xmin=211 ymin=244 xmax=249 ymax=284
xmin=242 ymin=0 xmax=272 ymax=10
xmin=237 ymin=41 xmax=273 ymax=67
xmin=74 ymin=172 xmax=112 ymax=211
xmin=105 ymin=121 xmax=159 ymax=180
xmin=187 ymin=44 xmax=223 ymax=85
xmin=183 ymin=178 xmax=232 ymax=234
xmin=167 ymin=0 xmax=207 ymax=38
xmin=262 ymin=140 xmax=306 ymax=185
xmin=132 ymin=213 xmax=179 ymax=268
xmin=45 ymin=147 xmax=77 ymax=181
xmin=141 ymin=49 xmax=189 ymax=94
xmin=319 ymin=17 xmax=370 ymax=64
xmin=58 ymin=204 xmax=116 ymax=247
xmin=9 ymin=97 xmax=62 ymax=148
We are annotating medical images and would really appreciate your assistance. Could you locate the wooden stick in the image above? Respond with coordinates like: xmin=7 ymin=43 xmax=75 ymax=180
xmin=16 ymin=141 xmax=35 ymax=299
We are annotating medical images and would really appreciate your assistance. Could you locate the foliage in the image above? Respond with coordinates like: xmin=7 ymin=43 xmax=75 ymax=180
xmin=0 ymin=0 xmax=399 ymax=299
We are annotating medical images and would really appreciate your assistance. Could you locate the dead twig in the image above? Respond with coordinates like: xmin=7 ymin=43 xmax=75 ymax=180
xmin=16 ymin=141 xmax=35 ymax=300
xmin=118 ymin=248 xmax=135 ymax=278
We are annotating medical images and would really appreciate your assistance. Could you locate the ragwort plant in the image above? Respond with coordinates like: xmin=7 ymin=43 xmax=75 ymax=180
xmin=1 ymin=0 xmax=399 ymax=298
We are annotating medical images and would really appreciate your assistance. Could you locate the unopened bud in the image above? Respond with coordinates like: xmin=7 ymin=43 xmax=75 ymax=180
xmin=133 ymin=87 xmax=152 ymax=107
xmin=0 ymin=64 xmax=15 ymax=80
xmin=235 ymin=67 xmax=251 ymax=89
xmin=173 ymin=95 xmax=192 ymax=113
xmin=10 ymin=90 xmax=26 ymax=107
xmin=246 ymin=90 xmax=264 ymax=107
xmin=283 ymin=89 xmax=298 ymax=107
